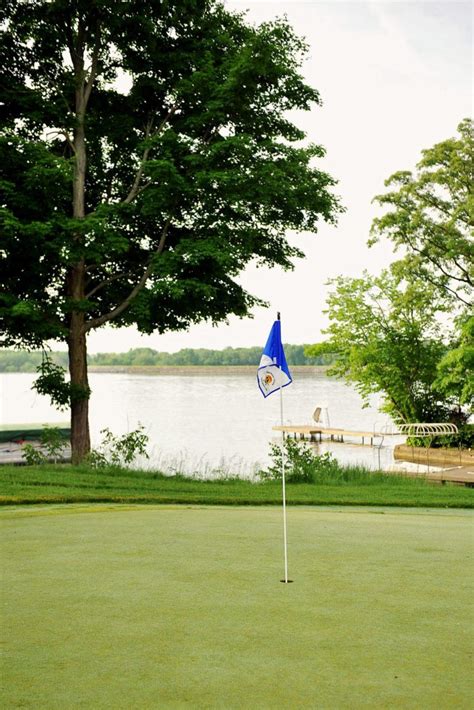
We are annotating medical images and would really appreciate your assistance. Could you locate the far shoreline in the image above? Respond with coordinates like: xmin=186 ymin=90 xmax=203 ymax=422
xmin=86 ymin=364 xmax=329 ymax=376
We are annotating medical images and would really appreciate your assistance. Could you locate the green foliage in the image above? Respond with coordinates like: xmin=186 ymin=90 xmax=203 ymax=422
xmin=429 ymin=424 xmax=474 ymax=450
xmin=258 ymin=438 xmax=418 ymax=485
xmin=1 ymin=1 xmax=341 ymax=461
xmin=310 ymin=123 xmax=474 ymax=432
xmin=319 ymin=269 xmax=450 ymax=423
xmin=0 ymin=1 xmax=341 ymax=350
xmin=259 ymin=438 xmax=340 ymax=483
xmin=33 ymin=355 xmax=90 ymax=409
xmin=33 ymin=357 xmax=70 ymax=410
xmin=86 ymin=426 xmax=150 ymax=468
xmin=21 ymin=444 xmax=47 ymax=466
xmin=434 ymin=315 xmax=474 ymax=410
xmin=303 ymin=341 xmax=338 ymax=363
xmin=0 ymin=345 xmax=335 ymax=371
xmin=370 ymin=118 xmax=473 ymax=310
xmin=38 ymin=425 xmax=68 ymax=461
xmin=21 ymin=425 xmax=68 ymax=465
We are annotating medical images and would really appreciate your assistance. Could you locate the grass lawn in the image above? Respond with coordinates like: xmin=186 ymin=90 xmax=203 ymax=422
xmin=0 ymin=464 xmax=473 ymax=508
xmin=1 ymin=504 xmax=473 ymax=708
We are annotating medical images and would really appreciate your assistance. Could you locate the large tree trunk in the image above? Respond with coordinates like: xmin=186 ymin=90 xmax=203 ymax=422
xmin=69 ymin=57 xmax=90 ymax=463
xmin=68 ymin=307 xmax=90 ymax=464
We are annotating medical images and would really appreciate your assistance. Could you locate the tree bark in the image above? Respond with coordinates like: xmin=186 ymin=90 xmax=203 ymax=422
xmin=68 ymin=125 xmax=89 ymax=462
xmin=68 ymin=304 xmax=90 ymax=464
xmin=68 ymin=42 xmax=90 ymax=463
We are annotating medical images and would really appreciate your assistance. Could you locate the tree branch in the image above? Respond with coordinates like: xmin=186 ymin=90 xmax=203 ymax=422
xmin=84 ymin=27 xmax=101 ymax=108
xmin=402 ymin=228 xmax=472 ymax=298
xmin=85 ymin=218 xmax=172 ymax=331
xmin=85 ymin=270 xmax=135 ymax=299
xmin=69 ymin=17 xmax=86 ymax=74
xmin=123 ymin=118 xmax=154 ymax=205
xmin=413 ymin=188 xmax=453 ymax=219
xmin=123 ymin=104 xmax=178 ymax=205
xmin=47 ymin=129 xmax=76 ymax=154
xmin=415 ymin=266 xmax=472 ymax=307
xmin=450 ymin=255 xmax=473 ymax=285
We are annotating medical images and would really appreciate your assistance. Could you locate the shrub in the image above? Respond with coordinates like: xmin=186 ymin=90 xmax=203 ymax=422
xmin=86 ymin=426 xmax=150 ymax=468
xmin=22 ymin=443 xmax=47 ymax=466
xmin=22 ymin=425 xmax=68 ymax=465
xmin=258 ymin=438 xmax=340 ymax=483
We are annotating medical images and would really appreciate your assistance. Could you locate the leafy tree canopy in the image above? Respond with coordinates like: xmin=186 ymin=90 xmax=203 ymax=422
xmin=369 ymin=119 xmax=473 ymax=309
xmin=0 ymin=0 xmax=341 ymax=460
xmin=307 ymin=122 xmax=473 ymax=436
xmin=0 ymin=0 xmax=340 ymax=348
xmin=434 ymin=314 xmax=474 ymax=408
xmin=306 ymin=269 xmax=454 ymax=424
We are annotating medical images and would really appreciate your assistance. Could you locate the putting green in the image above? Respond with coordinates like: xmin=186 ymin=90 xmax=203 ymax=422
xmin=1 ymin=505 xmax=473 ymax=709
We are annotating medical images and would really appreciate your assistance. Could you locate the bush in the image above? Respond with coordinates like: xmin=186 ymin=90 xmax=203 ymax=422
xmin=86 ymin=426 xmax=150 ymax=468
xmin=22 ymin=444 xmax=48 ymax=466
xmin=258 ymin=438 xmax=340 ymax=483
xmin=22 ymin=425 xmax=68 ymax=465
xmin=407 ymin=424 xmax=473 ymax=450
xmin=434 ymin=424 xmax=474 ymax=449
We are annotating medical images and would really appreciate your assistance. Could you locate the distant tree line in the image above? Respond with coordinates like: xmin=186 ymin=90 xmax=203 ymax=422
xmin=0 ymin=346 xmax=335 ymax=372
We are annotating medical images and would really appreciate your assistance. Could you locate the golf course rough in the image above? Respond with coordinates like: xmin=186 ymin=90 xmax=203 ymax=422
xmin=1 ymin=505 xmax=473 ymax=709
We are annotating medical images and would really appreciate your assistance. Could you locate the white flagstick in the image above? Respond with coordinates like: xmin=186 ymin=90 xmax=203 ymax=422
xmin=279 ymin=370 xmax=289 ymax=583
xmin=276 ymin=310 xmax=290 ymax=584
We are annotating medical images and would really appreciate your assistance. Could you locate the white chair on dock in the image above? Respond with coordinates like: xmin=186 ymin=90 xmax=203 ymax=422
xmin=313 ymin=405 xmax=329 ymax=428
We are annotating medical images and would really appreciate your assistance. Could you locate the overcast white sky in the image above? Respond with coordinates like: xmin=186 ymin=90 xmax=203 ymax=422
xmin=85 ymin=0 xmax=472 ymax=353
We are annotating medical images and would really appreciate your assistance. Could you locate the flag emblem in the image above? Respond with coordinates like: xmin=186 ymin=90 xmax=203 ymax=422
xmin=257 ymin=319 xmax=292 ymax=398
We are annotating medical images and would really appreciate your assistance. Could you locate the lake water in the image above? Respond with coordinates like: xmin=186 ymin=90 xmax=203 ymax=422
xmin=0 ymin=371 xmax=410 ymax=476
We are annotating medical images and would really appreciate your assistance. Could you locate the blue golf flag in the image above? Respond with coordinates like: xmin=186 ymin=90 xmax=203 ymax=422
xmin=257 ymin=319 xmax=292 ymax=398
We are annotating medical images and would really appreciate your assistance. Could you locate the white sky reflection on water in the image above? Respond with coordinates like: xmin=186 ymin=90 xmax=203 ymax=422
xmin=0 ymin=371 xmax=411 ymax=476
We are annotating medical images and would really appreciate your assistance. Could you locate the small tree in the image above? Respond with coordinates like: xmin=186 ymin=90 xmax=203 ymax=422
xmin=306 ymin=270 xmax=450 ymax=424
xmin=0 ymin=1 xmax=341 ymax=462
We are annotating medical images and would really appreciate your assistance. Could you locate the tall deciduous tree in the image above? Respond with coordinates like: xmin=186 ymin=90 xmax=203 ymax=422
xmin=369 ymin=118 xmax=473 ymax=308
xmin=0 ymin=1 xmax=341 ymax=461
xmin=308 ymin=122 xmax=473 ymax=431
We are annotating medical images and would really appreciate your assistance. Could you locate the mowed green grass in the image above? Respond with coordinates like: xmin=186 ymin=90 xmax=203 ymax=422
xmin=1 ymin=464 xmax=473 ymax=508
xmin=1 ymin=505 xmax=473 ymax=709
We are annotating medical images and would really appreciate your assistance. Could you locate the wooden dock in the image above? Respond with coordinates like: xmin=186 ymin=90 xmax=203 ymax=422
xmin=0 ymin=423 xmax=71 ymax=465
xmin=0 ymin=423 xmax=70 ymax=443
xmin=0 ymin=441 xmax=71 ymax=465
xmin=272 ymin=425 xmax=474 ymax=485
xmin=387 ymin=466 xmax=474 ymax=486
xmin=272 ymin=425 xmax=384 ymax=446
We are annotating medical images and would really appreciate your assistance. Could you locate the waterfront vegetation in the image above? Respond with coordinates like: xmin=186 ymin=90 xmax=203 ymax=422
xmin=2 ymin=433 xmax=472 ymax=508
xmin=0 ymin=463 xmax=472 ymax=508
xmin=307 ymin=122 xmax=473 ymax=442
xmin=0 ymin=345 xmax=335 ymax=372
xmin=1 ymin=1 xmax=342 ymax=464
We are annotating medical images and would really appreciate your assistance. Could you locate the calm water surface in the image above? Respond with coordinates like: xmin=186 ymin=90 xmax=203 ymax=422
xmin=1 ymin=371 xmax=402 ymax=475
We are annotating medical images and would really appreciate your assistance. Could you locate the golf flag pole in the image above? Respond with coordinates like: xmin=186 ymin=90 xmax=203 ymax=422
xmin=278 ymin=319 xmax=289 ymax=584
xmin=257 ymin=312 xmax=293 ymax=583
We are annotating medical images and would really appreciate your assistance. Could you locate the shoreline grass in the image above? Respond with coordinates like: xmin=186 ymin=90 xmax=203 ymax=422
xmin=0 ymin=463 xmax=472 ymax=508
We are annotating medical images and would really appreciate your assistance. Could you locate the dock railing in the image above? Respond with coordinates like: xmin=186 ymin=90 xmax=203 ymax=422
xmin=376 ymin=422 xmax=459 ymax=472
